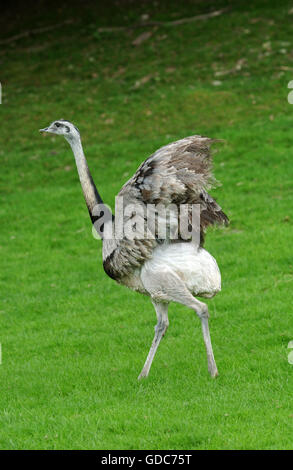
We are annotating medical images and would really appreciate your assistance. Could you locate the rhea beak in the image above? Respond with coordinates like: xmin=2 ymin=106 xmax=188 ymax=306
xmin=39 ymin=127 xmax=49 ymax=133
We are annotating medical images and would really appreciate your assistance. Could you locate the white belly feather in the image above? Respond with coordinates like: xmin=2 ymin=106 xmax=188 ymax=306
xmin=145 ymin=243 xmax=221 ymax=298
xmin=122 ymin=242 xmax=221 ymax=298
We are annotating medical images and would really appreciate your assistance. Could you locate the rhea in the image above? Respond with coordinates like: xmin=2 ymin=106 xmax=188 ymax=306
xmin=40 ymin=120 xmax=228 ymax=379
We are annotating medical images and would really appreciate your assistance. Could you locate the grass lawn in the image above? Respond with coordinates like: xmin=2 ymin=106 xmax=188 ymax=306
xmin=1 ymin=0 xmax=293 ymax=449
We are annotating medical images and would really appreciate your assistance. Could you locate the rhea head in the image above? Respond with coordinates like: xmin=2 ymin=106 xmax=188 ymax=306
xmin=40 ymin=119 xmax=80 ymax=143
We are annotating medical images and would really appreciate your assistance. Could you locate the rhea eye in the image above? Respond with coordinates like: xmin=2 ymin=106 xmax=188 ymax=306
xmin=55 ymin=122 xmax=61 ymax=128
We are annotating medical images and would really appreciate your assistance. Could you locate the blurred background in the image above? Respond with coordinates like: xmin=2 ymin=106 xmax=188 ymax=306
xmin=1 ymin=0 xmax=293 ymax=450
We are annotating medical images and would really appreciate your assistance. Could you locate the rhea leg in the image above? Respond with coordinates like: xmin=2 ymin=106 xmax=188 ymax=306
xmin=200 ymin=314 xmax=218 ymax=377
xmin=166 ymin=282 xmax=218 ymax=377
xmin=170 ymin=291 xmax=218 ymax=378
xmin=138 ymin=300 xmax=169 ymax=380
xmin=141 ymin=268 xmax=218 ymax=378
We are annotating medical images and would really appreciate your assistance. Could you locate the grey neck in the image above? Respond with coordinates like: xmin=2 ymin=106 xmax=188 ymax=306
xmin=68 ymin=136 xmax=113 ymax=239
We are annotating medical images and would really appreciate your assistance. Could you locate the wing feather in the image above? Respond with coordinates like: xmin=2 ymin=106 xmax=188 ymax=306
xmin=119 ymin=135 xmax=228 ymax=236
xmin=119 ymin=135 xmax=217 ymax=204
xmin=103 ymin=135 xmax=228 ymax=282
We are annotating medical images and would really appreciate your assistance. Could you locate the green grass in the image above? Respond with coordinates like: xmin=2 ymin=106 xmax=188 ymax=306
xmin=1 ymin=0 xmax=293 ymax=449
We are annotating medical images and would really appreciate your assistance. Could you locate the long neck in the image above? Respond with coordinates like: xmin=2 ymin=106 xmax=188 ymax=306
xmin=69 ymin=136 xmax=113 ymax=239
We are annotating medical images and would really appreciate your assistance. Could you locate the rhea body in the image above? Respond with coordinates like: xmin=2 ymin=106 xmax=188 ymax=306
xmin=40 ymin=120 xmax=228 ymax=379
